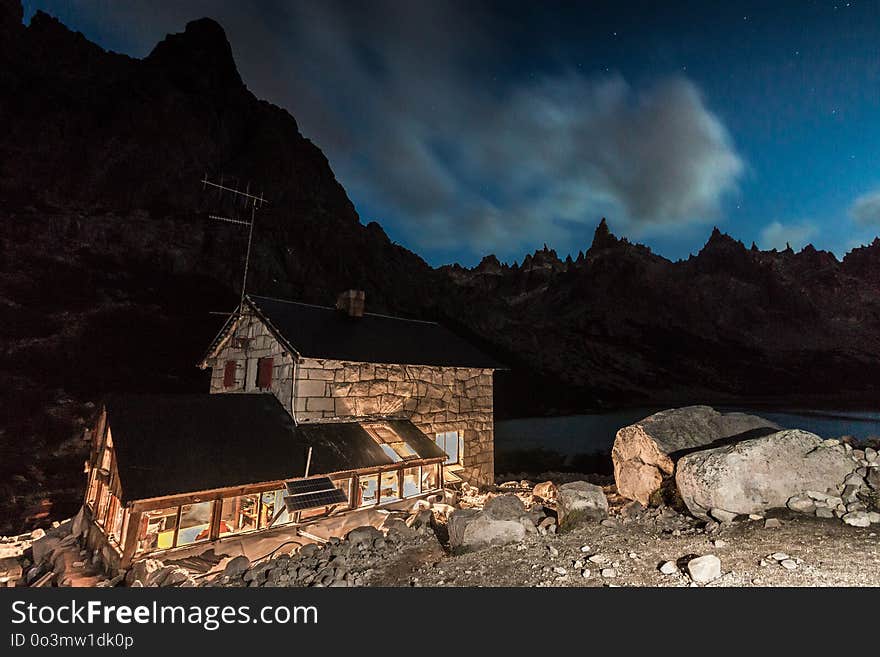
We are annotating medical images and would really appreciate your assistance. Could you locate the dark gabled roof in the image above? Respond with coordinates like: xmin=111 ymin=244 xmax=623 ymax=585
xmin=105 ymin=394 xmax=445 ymax=502
xmin=236 ymin=294 xmax=503 ymax=369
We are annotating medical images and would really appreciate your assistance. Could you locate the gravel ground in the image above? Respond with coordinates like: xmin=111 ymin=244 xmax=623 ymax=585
xmin=367 ymin=511 xmax=880 ymax=587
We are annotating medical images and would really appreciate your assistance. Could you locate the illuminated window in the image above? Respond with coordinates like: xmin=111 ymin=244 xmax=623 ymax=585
xmin=380 ymin=471 xmax=400 ymax=504
xmin=219 ymin=494 xmax=259 ymax=537
xmin=422 ymin=463 xmax=440 ymax=491
xmin=359 ymin=474 xmax=379 ymax=507
xmin=435 ymin=431 xmax=462 ymax=465
xmin=363 ymin=424 xmax=418 ymax=462
xmin=176 ymin=502 xmax=214 ymax=546
xmin=403 ymin=467 xmax=421 ymax=497
xmin=137 ymin=507 xmax=179 ymax=553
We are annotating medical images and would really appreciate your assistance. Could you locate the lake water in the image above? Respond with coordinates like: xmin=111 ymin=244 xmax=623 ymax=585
xmin=495 ymin=407 xmax=880 ymax=458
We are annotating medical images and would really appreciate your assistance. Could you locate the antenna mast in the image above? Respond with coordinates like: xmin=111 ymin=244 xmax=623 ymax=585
xmin=200 ymin=174 xmax=270 ymax=313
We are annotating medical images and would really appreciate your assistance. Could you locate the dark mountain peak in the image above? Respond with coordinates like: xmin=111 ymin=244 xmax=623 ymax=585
xmin=475 ymin=254 xmax=503 ymax=274
xmin=590 ymin=217 xmax=619 ymax=251
xmin=146 ymin=17 xmax=242 ymax=92
xmin=750 ymin=241 xmax=759 ymax=252
xmin=700 ymin=227 xmax=744 ymax=253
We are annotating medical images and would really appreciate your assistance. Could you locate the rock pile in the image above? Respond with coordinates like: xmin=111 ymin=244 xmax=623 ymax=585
xmin=204 ymin=524 xmax=438 ymax=588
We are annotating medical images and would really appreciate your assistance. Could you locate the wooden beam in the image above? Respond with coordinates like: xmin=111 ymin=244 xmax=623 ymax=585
xmin=120 ymin=509 xmax=142 ymax=568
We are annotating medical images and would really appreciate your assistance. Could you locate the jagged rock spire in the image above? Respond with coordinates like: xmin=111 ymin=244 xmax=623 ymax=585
xmin=590 ymin=217 xmax=618 ymax=251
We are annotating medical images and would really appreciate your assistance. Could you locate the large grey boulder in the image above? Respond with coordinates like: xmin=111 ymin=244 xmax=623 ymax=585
xmin=447 ymin=508 xmax=528 ymax=553
xmin=676 ymin=429 xmax=859 ymax=520
xmin=556 ymin=481 xmax=608 ymax=530
xmin=612 ymin=406 xmax=779 ymax=505
xmin=483 ymin=494 xmax=526 ymax=521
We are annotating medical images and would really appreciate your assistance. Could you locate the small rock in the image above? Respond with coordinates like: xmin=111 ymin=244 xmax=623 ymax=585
xmin=709 ymin=508 xmax=737 ymax=523
xmin=764 ymin=518 xmax=782 ymax=529
xmin=770 ymin=552 xmax=790 ymax=561
xmin=780 ymin=559 xmax=798 ymax=570
xmin=600 ymin=568 xmax=617 ymax=578
xmin=842 ymin=511 xmax=872 ymax=527
xmin=581 ymin=569 xmax=591 ymax=578
xmin=686 ymin=554 xmax=721 ymax=583
xmin=816 ymin=507 xmax=835 ymax=519
xmin=713 ymin=539 xmax=727 ymax=548
xmin=659 ymin=561 xmax=678 ymax=575
xmin=787 ymin=495 xmax=816 ymax=514
xmin=588 ymin=554 xmax=609 ymax=565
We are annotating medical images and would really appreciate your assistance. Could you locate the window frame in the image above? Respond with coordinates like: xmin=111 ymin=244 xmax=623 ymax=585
xmin=435 ymin=430 xmax=463 ymax=465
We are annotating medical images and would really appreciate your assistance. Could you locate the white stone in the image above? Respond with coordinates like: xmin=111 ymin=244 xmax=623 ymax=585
xmin=659 ymin=561 xmax=678 ymax=575
xmin=686 ymin=555 xmax=721 ymax=583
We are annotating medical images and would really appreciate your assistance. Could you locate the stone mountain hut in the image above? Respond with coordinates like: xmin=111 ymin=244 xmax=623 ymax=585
xmin=80 ymin=291 xmax=502 ymax=568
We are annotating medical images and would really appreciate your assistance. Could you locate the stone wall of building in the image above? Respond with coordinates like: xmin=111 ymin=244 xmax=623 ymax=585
xmin=294 ymin=358 xmax=494 ymax=486
xmin=205 ymin=311 xmax=495 ymax=487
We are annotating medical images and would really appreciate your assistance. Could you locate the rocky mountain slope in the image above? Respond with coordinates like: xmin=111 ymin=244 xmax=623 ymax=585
xmin=2 ymin=0 xmax=880 ymax=532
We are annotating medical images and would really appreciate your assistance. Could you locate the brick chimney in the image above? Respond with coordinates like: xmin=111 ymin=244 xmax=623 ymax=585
xmin=336 ymin=290 xmax=365 ymax=317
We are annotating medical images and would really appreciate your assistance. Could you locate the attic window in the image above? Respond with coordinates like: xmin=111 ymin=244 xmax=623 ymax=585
xmin=362 ymin=423 xmax=418 ymax=462
xmin=231 ymin=337 xmax=251 ymax=350
xmin=223 ymin=360 xmax=237 ymax=388
xmin=257 ymin=357 xmax=274 ymax=389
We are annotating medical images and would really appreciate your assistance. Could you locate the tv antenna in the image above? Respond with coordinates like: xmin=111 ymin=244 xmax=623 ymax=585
xmin=201 ymin=173 xmax=269 ymax=313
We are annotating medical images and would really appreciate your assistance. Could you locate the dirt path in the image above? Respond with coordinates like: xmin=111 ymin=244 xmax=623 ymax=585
xmin=372 ymin=511 xmax=880 ymax=587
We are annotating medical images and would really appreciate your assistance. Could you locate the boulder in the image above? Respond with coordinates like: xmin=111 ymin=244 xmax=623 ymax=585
xmin=556 ymin=481 xmax=608 ymax=530
xmin=676 ymin=429 xmax=858 ymax=520
xmin=447 ymin=509 xmax=527 ymax=553
xmin=483 ymin=495 xmax=526 ymax=521
xmin=612 ymin=406 xmax=779 ymax=505
xmin=532 ymin=481 xmax=557 ymax=502
xmin=346 ymin=526 xmax=384 ymax=546
xmin=222 ymin=555 xmax=251 ymax=578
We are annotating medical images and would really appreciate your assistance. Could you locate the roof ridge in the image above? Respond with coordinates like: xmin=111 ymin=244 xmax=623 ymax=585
xmin=247 ymin=294 xmax=439 ymax=325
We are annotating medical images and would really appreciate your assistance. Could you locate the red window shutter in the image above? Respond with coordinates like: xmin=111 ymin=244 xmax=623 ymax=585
xmin=223 ymin=360 xmax=237 ymax=388
xmin=257 ymin=357 xmax=274 ymax=389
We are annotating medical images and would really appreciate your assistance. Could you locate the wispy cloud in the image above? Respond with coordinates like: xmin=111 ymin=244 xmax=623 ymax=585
xmin=759 ymin=220 xmax=818 ymax=251
xmin=849 ymin=190 xmax=880 ymax=226
xmin=33 ymin=0 xmax=745 ymax=261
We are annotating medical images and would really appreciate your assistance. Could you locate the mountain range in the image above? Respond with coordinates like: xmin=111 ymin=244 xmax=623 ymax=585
xmin=2 ymin=0 xmax=880 ymax=531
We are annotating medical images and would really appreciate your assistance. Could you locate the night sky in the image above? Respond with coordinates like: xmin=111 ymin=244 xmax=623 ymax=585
xmin=21 ymin=1 xmax=880 ymax=267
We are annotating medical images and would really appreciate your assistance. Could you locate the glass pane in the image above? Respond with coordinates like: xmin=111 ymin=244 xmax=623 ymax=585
xmin=379 ymin=443 xmax=403 ymax=462
xmin=437 ymin=431 xmax=459 ymax=464
xmin=219 ymin=494 xmax=259 ymax=536
xmin=390 ymin=441 xmax=417 ymax=459
xmin=263 ymin=489 xmax=293 ymax=527
xmin=176 ymin=502 xmax=214 ymax=546
xmin=260 ymin=491 xmax=279 ymax=529
xmin=380 ymin=471 xmax=400 ymax=504
xmin=96 ymin=484 xmax=111 ymax=526
xmin=422 ymin=463 xmax=440 ymax=491
xmin=403 ymin=467 xmax=421 ymax=497
xmin=333 ymin=478 xmax=351 ymax=505
xmin=359 ymin=475 xmax=378 ymax=507
xmin=110 ymin=501 xmax=126 ymax=539
xmin=138 ymin=507 xmax=179 ymax=553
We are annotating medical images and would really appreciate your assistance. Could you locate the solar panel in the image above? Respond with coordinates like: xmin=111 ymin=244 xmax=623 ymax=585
xmin=284 ymin=477 xmax=348 ymax=512
xmin=286 ymin=477 xmax=338 ymax=495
